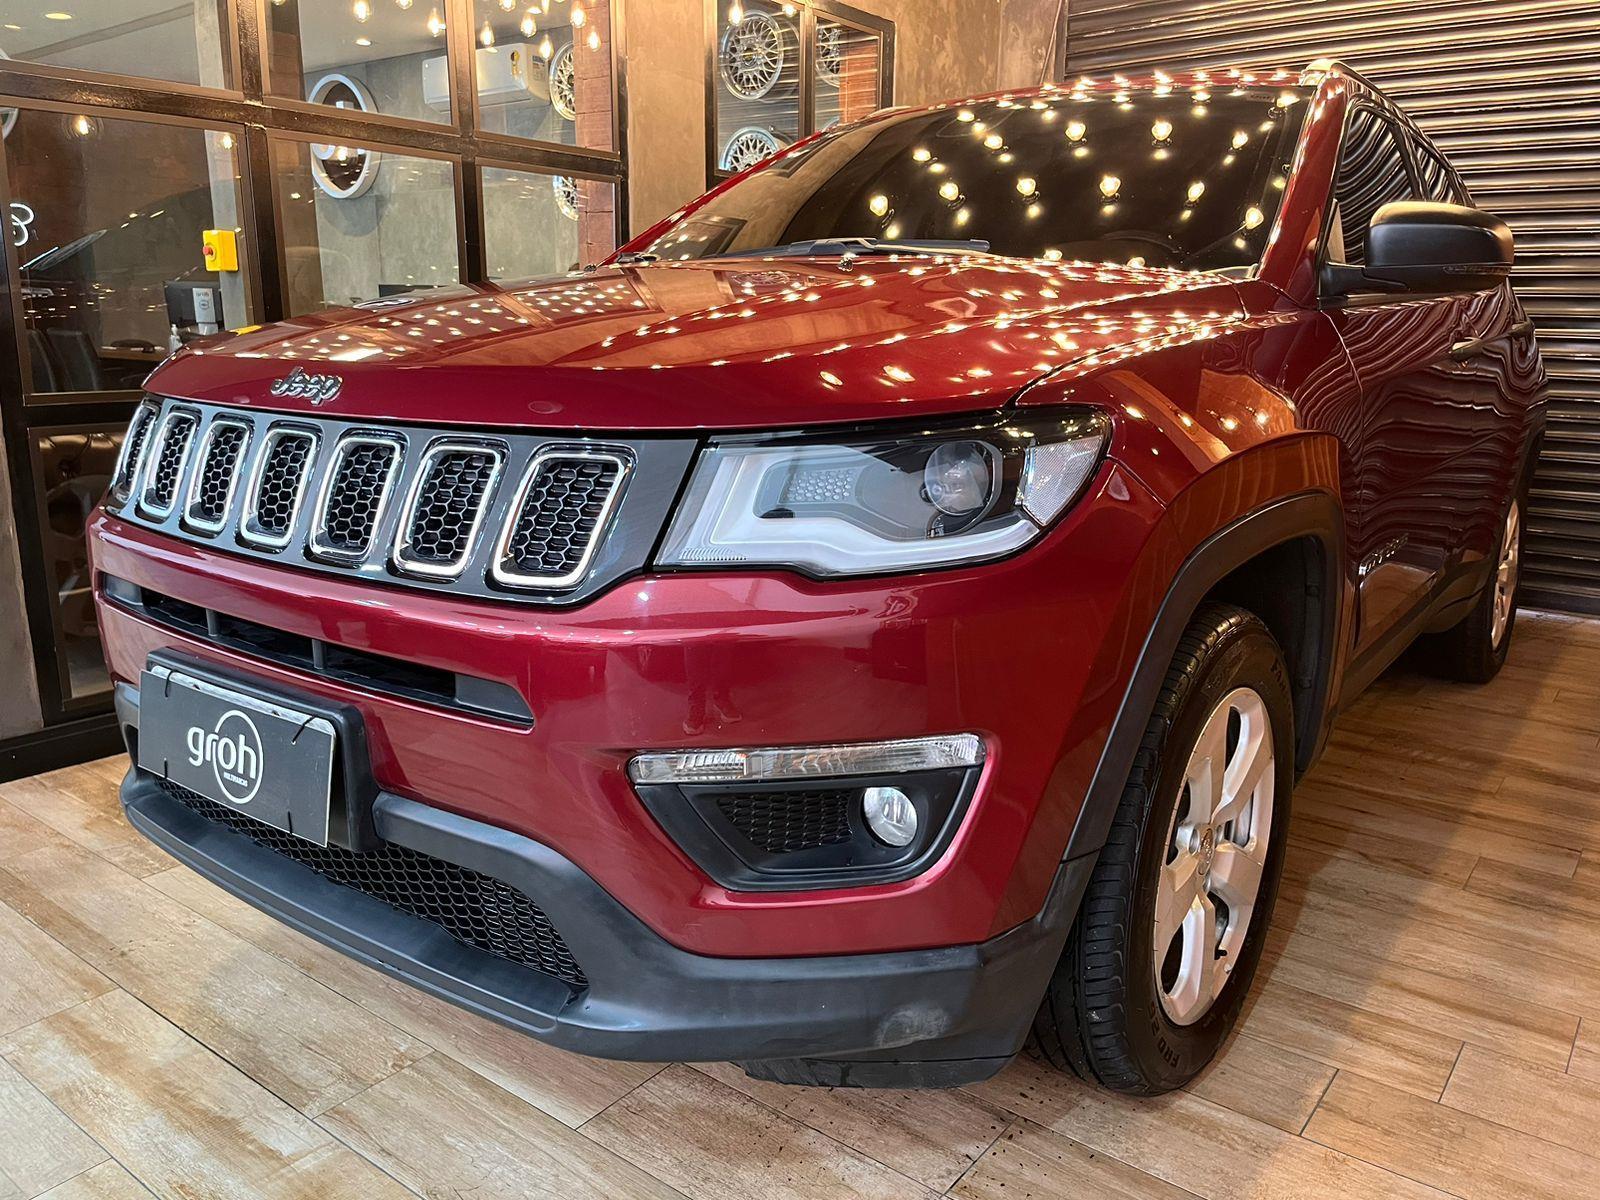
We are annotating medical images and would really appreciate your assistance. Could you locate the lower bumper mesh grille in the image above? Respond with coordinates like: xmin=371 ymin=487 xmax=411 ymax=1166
xmin=156 ymin=778 xmax=588 ymax=990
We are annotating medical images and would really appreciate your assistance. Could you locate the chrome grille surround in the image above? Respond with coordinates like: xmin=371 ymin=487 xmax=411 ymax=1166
xmin=137 ymin=407 xmax=200 ymax=519
xmin=241 ymin=426 xmax=320 ymax=549
xmin=182 ymin=416 xmax=252 ymax=534
xmin=393 ymin=441 xmax=506 ymax=580
xmin=491 ymin=448 xmax=632 ymax=590
xmin=308 ymin=432 xmax=405 ymax=564
xmin=112 ymin=399 xmax=160 ymax=498
xmin=105 ymin=397 xmax=681 ymax=607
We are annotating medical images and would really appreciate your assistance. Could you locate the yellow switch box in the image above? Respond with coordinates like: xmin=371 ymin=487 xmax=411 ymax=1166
xmin=202 ymin=228 xmax=238 ymax=272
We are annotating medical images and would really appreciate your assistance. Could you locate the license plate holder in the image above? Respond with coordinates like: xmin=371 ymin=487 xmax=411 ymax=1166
xmin=137 ymin=660 xmax=337 ymax=846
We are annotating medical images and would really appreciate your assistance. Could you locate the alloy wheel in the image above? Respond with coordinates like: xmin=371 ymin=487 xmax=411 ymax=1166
xmin=1153 ymin=686 xmax=1275 ymax=1026
xmin=1492 ymin=500 xmax=1521 ymax=650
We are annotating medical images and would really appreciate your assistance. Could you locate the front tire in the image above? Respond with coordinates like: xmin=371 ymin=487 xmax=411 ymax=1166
xmin=1033 ymin=604 xmax=1294 ymax=1094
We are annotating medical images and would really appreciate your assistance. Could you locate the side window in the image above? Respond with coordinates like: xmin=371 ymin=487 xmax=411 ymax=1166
xmin=1413 ymin=140 xmax=1471 ymax=205
xmin=1332 ymin=107 xmax=1415 ymax=264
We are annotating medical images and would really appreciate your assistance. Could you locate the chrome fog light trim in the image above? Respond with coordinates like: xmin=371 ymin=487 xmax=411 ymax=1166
xmin=627 ymin=732 xmax=986 ymax=785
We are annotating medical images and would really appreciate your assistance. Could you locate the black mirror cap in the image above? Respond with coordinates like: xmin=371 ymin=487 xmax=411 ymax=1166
xmin=1362 ymin=201 xmax=1514 ymax=293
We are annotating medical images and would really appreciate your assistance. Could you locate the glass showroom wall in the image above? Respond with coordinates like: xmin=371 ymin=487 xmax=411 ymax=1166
xmin=0 ymin=0 xmax=627 ymax=767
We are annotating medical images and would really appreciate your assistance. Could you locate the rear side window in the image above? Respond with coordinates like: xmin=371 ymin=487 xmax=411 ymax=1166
xmin=1413 ymin=140 xmax=1470 ymax=205
xmin=1332 ymin=106 xmax=1415 ymax=264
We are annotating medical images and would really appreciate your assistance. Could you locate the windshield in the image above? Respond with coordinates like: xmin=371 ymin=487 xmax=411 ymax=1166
xmin=637 ymin=86 xmax=1310 ymax=273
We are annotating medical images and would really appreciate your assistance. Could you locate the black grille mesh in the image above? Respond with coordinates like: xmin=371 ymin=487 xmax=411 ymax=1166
xmin=504 ymin=457 xmax=623 ymax=580
xmin=320 ymin=440 xmax=398 ymax=555
xmin=252 ymin=432 xmax=314 ymax=537
xmin=157 ymin=779 xmax=587 ymax=989
xmin=404 ymin=450 xmax=497 ymax=565
xmin=143 ymin=412 xmax=197 ymax=511
xmin=716 ymin=789 xmax=855 ymax=854
xmin=117 ymin=404 xmax=158 ymax=493
xmin=189 ymin=423 xmax=248 ymax=527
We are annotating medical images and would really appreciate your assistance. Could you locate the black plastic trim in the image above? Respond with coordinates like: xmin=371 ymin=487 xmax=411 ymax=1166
xmin=104 ymin=574 xmax=533 ymax=727
xmin=636 ymin=767 xmax=980 ymax=891
xmin=1064 ymin=491 xmax=1344 ymax=861
xmin=114 ymin=683 xmax=1087 ymax=1076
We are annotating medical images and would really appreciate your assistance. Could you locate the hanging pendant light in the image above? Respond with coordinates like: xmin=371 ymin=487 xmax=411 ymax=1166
xmin=426 ymin=6 xmax=445 ymax=35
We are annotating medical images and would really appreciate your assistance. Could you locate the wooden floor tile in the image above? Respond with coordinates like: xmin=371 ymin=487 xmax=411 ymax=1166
xmin=584 ymin=1064 xmax=937 ymax=1200
xmin=694 ymin=1061 xmax=1009 ymax=1191
xmin=321 ymin=1051 xmax=681 ymax=1200
xmin=30 ymin=1161 xmax=152 ymax=1200
xmin=1305 ymin=1070 xmax=1600 ymax=1200
xmin=969 ymin=1055 xmax=1451 ymax=1199
xmin=148 ymin=865 xmax=660 ymax=1126
xmin=1184 ymin=1033 xmax=1335 ymax=1134
xmin=0 ymin=844 xmax=429 ymax=1116
xmin=952 ymin=1120 xmax=1200 ymax=1199
xmin=1 ymin=990 xmax=413 ymax=1200
xmin=0 ymin=1055 xmax=106 ymax=1200
xmin=0 ymin=778 xmax=169 ymax=879
xmin=0 ymin=900 xmax=113 ymax=1039
xmin=1442 ymin=1044 xmax=1600 ymax=1159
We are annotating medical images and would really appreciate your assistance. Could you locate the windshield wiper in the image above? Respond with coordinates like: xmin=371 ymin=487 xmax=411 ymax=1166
xmin=613 ymin=251 xmax=661 ymax=265
xmin=719 ymin=237 xmax=992 ymax=259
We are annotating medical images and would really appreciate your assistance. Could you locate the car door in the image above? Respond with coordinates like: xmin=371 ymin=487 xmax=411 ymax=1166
xmin=1321 ymin=104 xmax=1508 ymax=656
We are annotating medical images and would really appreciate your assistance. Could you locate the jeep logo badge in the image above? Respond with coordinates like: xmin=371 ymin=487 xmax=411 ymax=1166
xmin=269 ymin=366 xmax=342 ymax=405
xmin=185 ymin=709 xmax=265 ymax=806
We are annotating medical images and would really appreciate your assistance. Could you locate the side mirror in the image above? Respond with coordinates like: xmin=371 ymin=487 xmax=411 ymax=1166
xmin=1324 ymin=201 xmax=1513 ymax=298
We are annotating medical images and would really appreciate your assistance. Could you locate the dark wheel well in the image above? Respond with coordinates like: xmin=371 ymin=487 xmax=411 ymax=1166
xmin=1197 ymin=534 xmax=1333 ymax=775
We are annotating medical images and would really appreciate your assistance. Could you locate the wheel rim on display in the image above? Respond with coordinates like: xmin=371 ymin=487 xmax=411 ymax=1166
xmin=1492 ymin=500 xmax=1521 ymax=649
xmin=815 ymin=23 xmax=843 ymax=84
xmin=550 ymin=42 xmax=576 ymax=121
xmin=720 ymin=11 xmax=786 ymax=100
xmin=552 ymin=175 xmax=579 ymax=221
xmin=1153 ymin=686 xmax=1275 ymax=1026
xmin=720 ymin=126 xmax=782 ymax=173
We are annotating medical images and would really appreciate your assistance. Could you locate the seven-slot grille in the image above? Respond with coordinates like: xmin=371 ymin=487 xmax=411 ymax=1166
xmin=113 ymin=399 xmax=631 ymax=600
xmin=138 ymin=409 xmax=199 ymax=517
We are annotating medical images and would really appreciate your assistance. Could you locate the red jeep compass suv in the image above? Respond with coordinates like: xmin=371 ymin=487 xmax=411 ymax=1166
xmin=91 ymin=61 xmax=1545 ymax=1093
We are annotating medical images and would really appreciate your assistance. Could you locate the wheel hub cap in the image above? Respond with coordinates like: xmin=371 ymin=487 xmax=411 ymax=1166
xmin=1153 ymin=687 xmax=1275 ymax=1026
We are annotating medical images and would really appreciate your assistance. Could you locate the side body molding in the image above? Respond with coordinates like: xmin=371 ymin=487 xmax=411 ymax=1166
xmin=1063 ymin=490 xmax=1346 ymax=863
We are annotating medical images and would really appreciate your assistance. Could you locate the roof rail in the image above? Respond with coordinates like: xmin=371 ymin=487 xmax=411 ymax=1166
xmin=1302 ymin=58 xmax=1383 ymax=91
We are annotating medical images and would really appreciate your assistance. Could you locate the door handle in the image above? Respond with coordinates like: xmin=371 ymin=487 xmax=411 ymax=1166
xmin=1451 ymin=319 xmax=1536 ymax=361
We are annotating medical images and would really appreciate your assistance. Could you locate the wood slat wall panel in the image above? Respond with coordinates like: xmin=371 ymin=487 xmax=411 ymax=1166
xmin=1066 ymin=0 xmax=1600 ymax=613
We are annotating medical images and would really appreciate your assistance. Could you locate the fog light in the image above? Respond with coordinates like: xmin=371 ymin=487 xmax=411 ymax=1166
xmin=862 ymin=786 xmax=918 ymax=847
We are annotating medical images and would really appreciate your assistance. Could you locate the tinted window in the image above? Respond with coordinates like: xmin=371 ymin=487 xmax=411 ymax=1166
xmin=642 ymin=88 xmax=1310 ymax=272
xmin=1413 ymin=140 xmax=1470 ymax=205
xmin=1333 ymin=107 xmax=1415 ymax=263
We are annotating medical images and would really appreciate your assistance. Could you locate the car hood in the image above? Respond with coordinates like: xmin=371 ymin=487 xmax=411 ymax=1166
xmin=149 ymin=258 xmax=1246 ymax=432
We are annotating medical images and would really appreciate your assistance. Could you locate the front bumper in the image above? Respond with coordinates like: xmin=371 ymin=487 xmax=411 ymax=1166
xmin=117 ymin=704 xmax=1089 ymax=1083
xmin=90 ymin=460 xmax=1166 ymax=959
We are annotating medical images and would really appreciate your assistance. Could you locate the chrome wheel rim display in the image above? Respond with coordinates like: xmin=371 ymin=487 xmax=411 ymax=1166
xmin=720 ymin=11 xmax=786 ymax=100
xmin=552 ymin=175 xmax=579 ymax=221
xmin=1154 ymin=686 xmax=1275 ymax=1026
xmin=815 ymin=23 xmax=843 ymax=84
xmin=550 ymin=42 xmax=576 ymax=120
xmin=1492 ymin=500 xmax=1521 ymax=649
xmin=720 ymin=126 xmax=782 ymax=173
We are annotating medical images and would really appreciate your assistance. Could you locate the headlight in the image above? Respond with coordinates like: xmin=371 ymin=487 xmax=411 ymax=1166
xmin=657 ymin=410 xmax=1108 ymax=576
